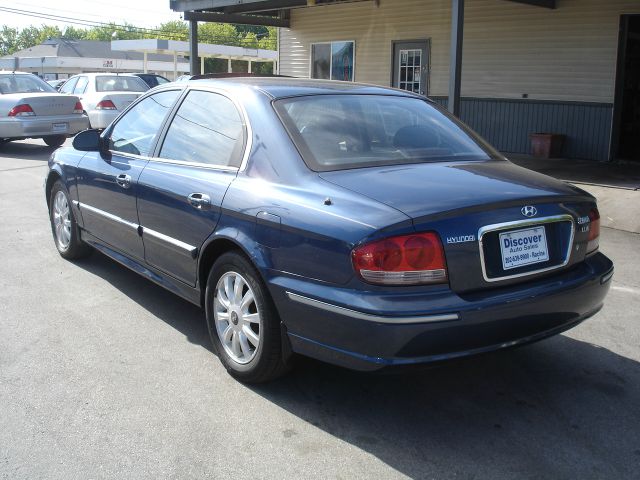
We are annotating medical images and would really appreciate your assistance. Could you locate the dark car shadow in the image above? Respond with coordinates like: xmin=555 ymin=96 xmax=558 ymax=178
xmin=0 ymin=139 xmax=64 ymax=162
xmin=74 ymin=250 xmax=639 ymax=479
xmin=73 ymin=250 xmax=212 ymax=352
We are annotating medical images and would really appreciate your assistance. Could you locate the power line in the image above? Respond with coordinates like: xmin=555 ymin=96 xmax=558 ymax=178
xmin=11 ymin=0 xmax=177 ymax=24
xmin=0 ymin=6 xmax=273 ymax=46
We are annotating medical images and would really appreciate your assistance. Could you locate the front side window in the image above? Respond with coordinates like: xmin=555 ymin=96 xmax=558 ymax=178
xmin=96 ymin=76 xmax=149 ymax=92
xmin=0 ymin=74 xmax=55 ymax=94
xmin=109 ymin=90 xmax=180 ymax=157
xmin=159 ymin=90 xmax=245 ymax=167
xmin=275 ymin=94 xmax=495 ymax=171
xmin=73 ymin=76 xmax=88 ymax=94
xmin=311 ymin=41 xmax=354 ymax=82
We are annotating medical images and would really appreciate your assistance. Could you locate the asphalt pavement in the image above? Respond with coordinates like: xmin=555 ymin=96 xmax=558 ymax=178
xmin=1 ymin=139 xmax=639 ymax=479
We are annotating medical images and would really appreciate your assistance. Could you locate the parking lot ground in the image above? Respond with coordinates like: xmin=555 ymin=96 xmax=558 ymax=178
xmin=1 ymin=140 xmax=639 ymax=479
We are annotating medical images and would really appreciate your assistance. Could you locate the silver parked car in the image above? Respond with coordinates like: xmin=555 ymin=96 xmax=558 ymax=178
xmin=59 ymin=73 xmax=149 ymax=129
xmin=0 ymin=71 xmax=89 ymax=148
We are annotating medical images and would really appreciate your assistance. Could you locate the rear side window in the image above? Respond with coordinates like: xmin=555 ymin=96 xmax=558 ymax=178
xmin=109 ymin=90 xmax=180 ymax=156
xmin=96 ymin=76 xmax=148 ymax=92
xmin=275 ymin=95 xmax=495 ymax=171
xmin=60 ymin=77 xmax=78 ymax=94
xmin=159 ymin=90 xmax=245 ymax=167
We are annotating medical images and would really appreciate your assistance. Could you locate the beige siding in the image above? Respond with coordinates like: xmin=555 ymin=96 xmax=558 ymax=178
xmin=279 ymin=0 xmax=640 ymax=103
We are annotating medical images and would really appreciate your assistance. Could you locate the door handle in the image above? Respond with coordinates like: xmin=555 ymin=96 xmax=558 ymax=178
xmin=115 ymin=174 xmax=131 ymax=189
xmin=188 ymin=193 xmax=211 ymax=210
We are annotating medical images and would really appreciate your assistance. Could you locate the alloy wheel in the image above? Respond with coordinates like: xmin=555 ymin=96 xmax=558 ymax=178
xmin=52 ymin=190 xmax=71 ymax=250
xmin=214 ymin=271 xmax=261 ymax=364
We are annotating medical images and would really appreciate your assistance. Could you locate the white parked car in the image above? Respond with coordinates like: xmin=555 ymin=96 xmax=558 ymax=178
xmin=0 ymin=71 xmax=89 ymax=148
xmin=60 ymin=73 xmax=149 ymax=129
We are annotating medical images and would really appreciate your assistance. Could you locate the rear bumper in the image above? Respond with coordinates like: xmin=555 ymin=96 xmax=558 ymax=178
xmin=0 ymin=115 xmax=89 ymax=138
xmin=269 ymin=252 xmax=614 ymax=371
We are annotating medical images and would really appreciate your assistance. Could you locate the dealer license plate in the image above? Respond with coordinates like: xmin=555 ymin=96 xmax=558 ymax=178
xmin=499 ymin=226 xmax=549 ymax=270
xmin=52 ymin=123 xmax=68 ymax=133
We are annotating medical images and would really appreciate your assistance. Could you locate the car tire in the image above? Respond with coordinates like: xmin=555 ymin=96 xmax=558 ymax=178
xmin=205 ymin=251 xmax=289 ymax=383
xmin=49 ymin=180 xmax=91 ymax=259
xmin=43 ymin=135 xmax=66 ymax=148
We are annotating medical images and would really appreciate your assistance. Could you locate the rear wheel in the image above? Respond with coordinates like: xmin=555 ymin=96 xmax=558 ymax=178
xmin=43 ymin=135 xmax=66 ymax=148
xmin=205 ymin=252 xmax=288 ymax=383
xmin=49 ymin=181 xmax=91 ymax=259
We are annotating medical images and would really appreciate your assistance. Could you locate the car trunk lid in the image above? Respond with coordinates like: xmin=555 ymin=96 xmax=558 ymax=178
xmin=320 ymin=160 xmax=596 ymax=292
xmin=99 ymin=92 xmax=142 ymax=111
xmin=4 ymin=93 xmax=79 ymax=116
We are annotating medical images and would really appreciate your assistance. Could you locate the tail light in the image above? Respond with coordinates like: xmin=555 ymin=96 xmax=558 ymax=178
xmin=73 ymin=101 xmax=83 ymax=114
xmin=8 ymin=104 xmax=35 ymax=116
xmin=95 ymin=100 xmax=116 ymax=110
xmin=586 ymin=207 xmax=600 ymax=254
xmin=352 ymin=232 xmax=448 ymax=285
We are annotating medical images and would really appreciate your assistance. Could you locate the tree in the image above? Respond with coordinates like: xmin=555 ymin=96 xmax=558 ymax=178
xmin=0 ymin=26 xmax=19 ymax=56
xmin=0 ymin=21 xmax=278 ymax=58
xmin=154 ymin=20 xmax=189 ymax=41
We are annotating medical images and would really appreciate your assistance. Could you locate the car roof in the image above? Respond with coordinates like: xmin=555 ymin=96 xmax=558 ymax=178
xmin=0 ymin=71 xmax=37 ymax=75
xmin=133 ymin=73 xmax=165 ymax=77
xmin=70 ymin=72 xmax=138 ymax=77
xmin=182 ymin=77 xmax=425 ymax=100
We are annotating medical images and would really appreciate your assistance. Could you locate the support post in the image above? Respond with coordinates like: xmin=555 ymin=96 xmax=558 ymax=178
xmin=143 ymin=51 xmax=148 ymax=73
xmin=448 ymin=0 xmax=464 ymax=116
xmin=248 ymin=60 xmax=252 ymax=74
xmin=228 ymin=58 xmax=232 ymax=73
xmin=173 ymin=52 xmax=177 ymax=80
xmin=189 ymin=19 xmax=198 ymax=75
xmin=273 ymin=60 xmax=277 ymax=74
xmin=201 ymin=56 xmax=205 ymax=75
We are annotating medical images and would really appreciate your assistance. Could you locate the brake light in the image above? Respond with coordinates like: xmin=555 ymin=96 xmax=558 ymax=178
xmin=95 ymin=100 xmax=116 ymax=110
xmin=352 ymin=232 xmax=448 ymax=285
xmin=8 ymin=104 xmax=35 ymax=116
xmin=73 ymin=101 xmax=83 ymax=114
xmin=586 ymin=207 xmax=600 ymax=254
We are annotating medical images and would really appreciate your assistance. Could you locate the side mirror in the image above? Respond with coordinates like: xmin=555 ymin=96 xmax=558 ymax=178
xmin=72 ymin=129 xmax=102 ymax=151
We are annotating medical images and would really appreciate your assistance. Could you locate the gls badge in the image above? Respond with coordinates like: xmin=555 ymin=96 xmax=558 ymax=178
xmin=521 ymin=205 xmax=537 ymax=218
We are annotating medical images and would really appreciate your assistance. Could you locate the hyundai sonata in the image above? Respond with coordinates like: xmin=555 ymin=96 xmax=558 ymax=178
xmin=45 ymin=77 xmax=613 ymax=383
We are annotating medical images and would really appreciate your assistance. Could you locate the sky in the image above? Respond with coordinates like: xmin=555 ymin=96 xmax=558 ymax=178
xmin=2 ymin=0 xmax=183 ymax=30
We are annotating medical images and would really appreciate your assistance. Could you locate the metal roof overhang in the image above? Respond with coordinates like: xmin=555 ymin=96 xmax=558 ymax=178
xmin=170 ymin=1 xmax=382 ymax=27
xmin=170 ymin=0 xmax=555 ymax=22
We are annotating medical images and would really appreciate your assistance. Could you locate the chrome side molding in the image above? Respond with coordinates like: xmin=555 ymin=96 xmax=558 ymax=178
xmin=74 ymin=200 xmax=197 ymax=255
xmin=286 ymin=292 xmax=459 ymax=324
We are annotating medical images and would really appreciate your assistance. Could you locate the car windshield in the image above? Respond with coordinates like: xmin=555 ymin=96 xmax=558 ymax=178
xmin=0 ymin=74 xmax=56 ymax=94
xmin=275 ymin=94 xmax=496 ymax=171
xmin=95 ymin=76 xmax=149 ymax=92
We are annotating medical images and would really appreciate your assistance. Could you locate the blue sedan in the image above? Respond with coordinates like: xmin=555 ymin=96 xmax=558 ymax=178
xmin=45 ymin=77 xmax=613 ymax=383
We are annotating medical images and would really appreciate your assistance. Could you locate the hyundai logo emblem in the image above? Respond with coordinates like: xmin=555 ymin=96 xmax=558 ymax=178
xmin=521 ymin=206 xmax=537 ymax=217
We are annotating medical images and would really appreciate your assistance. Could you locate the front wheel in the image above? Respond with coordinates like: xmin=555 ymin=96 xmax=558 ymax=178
xmin=49 ymin=181 xmax=91 ymax=259
xmin=205 ymin=252 xmax=288 ymax=383
xmin=43 ymin=135 xmax=66 ymax=148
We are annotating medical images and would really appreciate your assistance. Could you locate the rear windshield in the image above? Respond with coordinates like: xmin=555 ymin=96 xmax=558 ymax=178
xmin=274 ymin=95 xmax=496 ymax=171
xmin=0 ymin=74 xmax=55 ymax=94
xmin=95 ymin=76 xmax=149 ymax=92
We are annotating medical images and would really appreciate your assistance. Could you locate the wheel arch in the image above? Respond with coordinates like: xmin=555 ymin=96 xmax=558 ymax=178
xmin=45 ymin=168 xmax=63 ymax=208
xmin=197 ymin=231 xmax=268 ymax=307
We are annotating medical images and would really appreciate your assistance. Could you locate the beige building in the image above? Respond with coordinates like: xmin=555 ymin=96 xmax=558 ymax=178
xmin=173 ymin=0 xmax=640 ymax=161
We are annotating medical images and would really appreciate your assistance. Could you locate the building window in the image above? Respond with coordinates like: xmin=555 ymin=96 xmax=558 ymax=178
xmin=311 ymin=41 xmax=354 ymax=82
